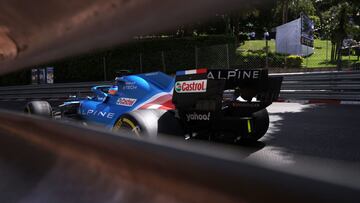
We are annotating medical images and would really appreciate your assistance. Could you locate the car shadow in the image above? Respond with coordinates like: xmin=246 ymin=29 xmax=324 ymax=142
xmin=265 ymin=104 xmax=360 ymax=162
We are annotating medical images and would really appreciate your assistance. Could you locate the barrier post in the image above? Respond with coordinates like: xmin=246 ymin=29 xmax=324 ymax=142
xmin=195 ymin=46 xmax=198 ymax=68
xmin=139 ymin=53 xmax=143 ymax=73
xmin=226 ymin=44 xmax=230 ymax=69
xmin=102 ymin=56 xmax=107 ymax=81
xmin=161 ymin=51 xmax=166 ymax=72
xmin=265 ymin=39 xmax=269 ymax=69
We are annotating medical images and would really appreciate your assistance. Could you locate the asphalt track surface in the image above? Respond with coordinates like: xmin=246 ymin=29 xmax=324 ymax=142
xmin=1 ymin=101 xmax=360 ymax=169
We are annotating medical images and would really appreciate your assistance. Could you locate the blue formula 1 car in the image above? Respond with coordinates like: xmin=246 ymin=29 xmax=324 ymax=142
xmin=25 ymin=69 xmax=282 ymax=142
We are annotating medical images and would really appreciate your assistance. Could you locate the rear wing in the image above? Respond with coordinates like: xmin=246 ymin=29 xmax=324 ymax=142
xmin=172 ymin=68 xmax=282 ymax=115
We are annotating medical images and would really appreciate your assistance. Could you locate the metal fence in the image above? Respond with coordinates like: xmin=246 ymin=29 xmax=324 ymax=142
xmin=236 ymin=40 xmax=360 ymax=71
xmin=20 ymin=42 xmax=360 ymax=85
xmin=102 ymin=44 xmax=236 ymax=78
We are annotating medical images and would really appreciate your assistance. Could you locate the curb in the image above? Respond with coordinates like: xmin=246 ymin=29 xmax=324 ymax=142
xmin=276 ymin=99 xmax=360 ymax=105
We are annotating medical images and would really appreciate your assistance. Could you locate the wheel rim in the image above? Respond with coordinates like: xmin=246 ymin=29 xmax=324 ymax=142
xmin=113 ymin=117 xmax=141 ymax=137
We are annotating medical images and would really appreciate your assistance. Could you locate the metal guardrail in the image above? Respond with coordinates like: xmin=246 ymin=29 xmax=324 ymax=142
xmin=0 ymin=81 xmax=112 ymax=100
xmin=272 ymin=71 xmax=360 ymax=101
xmin=0 ymin=110 xmax=359 ymax=202
xmin=0 ymin=71 xmax=360 ymax=101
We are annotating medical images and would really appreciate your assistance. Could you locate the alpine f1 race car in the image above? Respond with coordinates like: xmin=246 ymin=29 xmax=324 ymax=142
xmin=25 ymin=68 xmax=282 ymax=142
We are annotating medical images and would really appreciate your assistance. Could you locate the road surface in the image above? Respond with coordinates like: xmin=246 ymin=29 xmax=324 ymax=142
xmin=0 ymin=101 xmax=360 ymax=167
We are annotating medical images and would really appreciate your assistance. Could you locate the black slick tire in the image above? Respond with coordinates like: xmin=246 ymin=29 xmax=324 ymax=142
xmin=24 ymin=101 xmax=52 ymax=118
xmin=248 ymin=109 xmax=269 ymax=141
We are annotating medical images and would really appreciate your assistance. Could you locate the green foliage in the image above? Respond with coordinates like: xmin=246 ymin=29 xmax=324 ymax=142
xmin=235 ymin=51 xmax=303 ymax=69
xmin=268 ymin=52 xmax=287 ymax=67
xmin=238 ymin=39 xmax=350 ymax=68
xmin=320 ymin=2 xmax=360 ymax=40
xmin=290 ymin=0 xmax=316 ymax=17
xmin=273 ymin=0 xmax=316 ymax=24
xmin=235 ymin=50 xmax=287 ymax=68
xmin=237 ymin=33 xmax=249 ymax=44
xmin=286 ymin=55 xmax=304 ymax=68
xmin=309 ymin=15 xmax=321 ymax=39
xmin=129 ymin=35 xmax=236 ymax=52
xmin=0 ymin=36 xmax=236 ymax=85
xmin=309 ymin=15 xmax=320 ymax=27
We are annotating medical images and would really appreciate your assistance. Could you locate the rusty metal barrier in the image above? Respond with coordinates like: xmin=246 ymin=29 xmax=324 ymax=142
xmin=0 ymin=0 xmax=268 ymax=74
xmin=0 ymin=110 xmax=359 ymax=203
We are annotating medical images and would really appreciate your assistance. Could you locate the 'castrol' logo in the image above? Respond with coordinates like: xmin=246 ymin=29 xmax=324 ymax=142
xmin=117 ymin=97 xmax=137 ymax=107
xmin=175 ymin=80 xmax=207 ymax=93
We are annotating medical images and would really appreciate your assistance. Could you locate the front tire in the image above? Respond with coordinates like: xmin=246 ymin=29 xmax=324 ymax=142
xmin=113 ymin=114 xmax=142 ymax=137
xmin=24 ymin=101 xmax=52 ymax=118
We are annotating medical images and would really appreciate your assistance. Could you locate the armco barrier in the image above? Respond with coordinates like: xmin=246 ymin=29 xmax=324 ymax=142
xmin=0 ymin=81 xmax=112 ymax=100
xmin=272 ymin=71 xmax=360 ymax=101
xmin=0 ymin=71 xmax=359 ymax=101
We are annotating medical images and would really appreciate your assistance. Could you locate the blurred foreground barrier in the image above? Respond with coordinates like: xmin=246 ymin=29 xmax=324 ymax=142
xmin=0 ymin=71 xmax=360 ymax=101
xmin=0 ymin=110 xmax=359 ymax=202
xmin=0 ymin=81 xmax=112 ymax=100
xmin=272 ymin=71 xmax=360 ymax=101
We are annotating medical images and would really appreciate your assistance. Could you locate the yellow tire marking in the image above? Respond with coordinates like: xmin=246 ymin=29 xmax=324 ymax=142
xmin=114 ymin=119 xmax=123 ymax=129
xmin=122 ymin=118 xmax=136 ymax=129
xmin=247 ymin=120 xmax=252 ymax=133
xmin=114 ymin=117 xmax=140 ymax=137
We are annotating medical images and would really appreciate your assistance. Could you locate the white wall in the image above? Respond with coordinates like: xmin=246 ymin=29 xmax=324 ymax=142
xmin=276 ymin=18 xmax=313 ymax=56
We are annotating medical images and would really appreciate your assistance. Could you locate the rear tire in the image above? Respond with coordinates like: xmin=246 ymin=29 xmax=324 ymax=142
xmin=113 ymin=110 xmax=165 ymax=137
xmin=247 ymin=109 xmax=269 ymax=141
xmin=113 ymin=114 xmax=142 ymax=137
xmin=24 ymin=101 xmax=52 ymax=118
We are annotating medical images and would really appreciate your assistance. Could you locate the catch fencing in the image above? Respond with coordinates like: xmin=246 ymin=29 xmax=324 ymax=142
xmin=103 ymin=41 xmax=360 ymax=77
xmin=236 ymin=40 xmax=360 ymax=71
xmin=19 ymin=41 xmax=360 ymax=86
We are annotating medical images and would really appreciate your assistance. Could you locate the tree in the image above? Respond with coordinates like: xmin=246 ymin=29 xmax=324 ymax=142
xmin=320 ymin=2 xmax=358 ymax=62
xmin=274 ymin=0 xmax=316 ymax=25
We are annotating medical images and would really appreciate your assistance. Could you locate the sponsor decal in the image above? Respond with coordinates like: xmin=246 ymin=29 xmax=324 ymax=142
xmin=186 ymin=112 xmax=211 ymax=122
xmin=301 ymin=14 xmax=314 ymax=47
xmin=82 ymin=109 xmax=115 ymax=119
xmin=207 ymin=70 xmax=260 ymax=80
xmin=116 ymin=97 xmax=137 ymax=107
xmin=301 ymin=37 xmax=314 ymax=47
xmin=175 ymin=79 xmax=207 ymax=93
xmin=176 ymin=68 xmax=207 ymax=76
xmin=122 ymin=81 xmax=137 ymax=90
